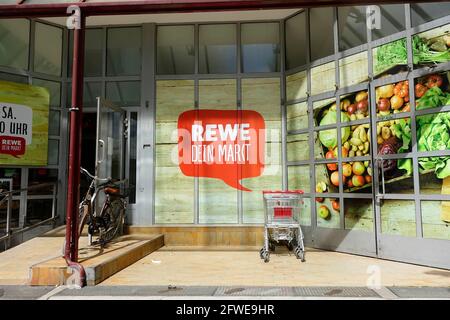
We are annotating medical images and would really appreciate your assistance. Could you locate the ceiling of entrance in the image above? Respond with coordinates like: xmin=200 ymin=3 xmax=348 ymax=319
xmin=42 ymin=9 xmax=301 ymax=26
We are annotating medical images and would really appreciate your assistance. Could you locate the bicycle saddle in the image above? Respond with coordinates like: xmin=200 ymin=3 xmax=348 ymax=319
xmin=104 ymin=186 xmax=121 ymax=195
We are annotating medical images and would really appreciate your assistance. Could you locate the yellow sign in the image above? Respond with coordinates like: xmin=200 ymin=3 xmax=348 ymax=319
xmin=0 ymin=80 xmax=49 ymax=166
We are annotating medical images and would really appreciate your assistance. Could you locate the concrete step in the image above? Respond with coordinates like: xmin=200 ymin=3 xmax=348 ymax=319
xmin=29 ymin=234 xmax=164 ymax=286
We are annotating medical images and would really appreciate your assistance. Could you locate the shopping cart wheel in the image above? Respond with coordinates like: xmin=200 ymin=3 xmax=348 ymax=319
xmin=269 ymin=242 xmax=276 ymax=252
xmin=295 ymin=247 xmax=306 ymax=262
xmin=259 ymin=247 xmax=265 ymax=259
xmin=262 ymin=251 xmax=270 ymax=263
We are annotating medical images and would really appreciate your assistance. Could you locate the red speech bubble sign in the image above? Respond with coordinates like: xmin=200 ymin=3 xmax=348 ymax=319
xmin=178 ymin=109 xmax=265 ymax=191
xmin=0 ymin=136 xmax=26 ymax=158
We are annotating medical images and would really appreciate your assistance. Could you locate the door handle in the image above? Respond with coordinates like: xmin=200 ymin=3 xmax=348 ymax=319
xmin=143 ymin=144 xmax=151 ymax=149
xmin=98 ymin=139 xmax=105 ymax=164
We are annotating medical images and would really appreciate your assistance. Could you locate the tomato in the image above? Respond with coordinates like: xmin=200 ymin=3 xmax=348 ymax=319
xmin=326 ymin=150 xmax=335 ymax=159
xmin=415 ymin=83 xmax=428 ymax=98
xmin=331 ymin=200 xmax=340 ymax=212
xmin=315 ymin=197 xmax=324 ymax=203
xmin=426 ymin=74 xmax=443 ymax=88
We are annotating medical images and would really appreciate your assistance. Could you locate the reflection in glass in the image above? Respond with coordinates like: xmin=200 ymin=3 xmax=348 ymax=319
xmin=48 ymin=140 xmax=59 ymax=165
xmin=157 ymin=25 xmax=194 ymax=75
xmin=69 ymin=28 xmax=104 ymax=77
xmin=372 ymin=4 xmax=406 ymax=40
xmin=106 ymin=81 xmax=141 ymax=107
xmin=34 ymin=23 xmax=63 ymax=76
xmin=32 ymin=79 xmax=61 ymax=108
xmin=411 ymin=2 xmax=450 ymax=26
xmin=241 ymin=23 xmax=280 ymax=73
xmin=107 ymin=27 xmax=142 ymax=76
xmin=310 ymin=7 xmax=334 ymax=61
xmin=285 ymin=12 xmax=307 ymax=69
xmin=338 ymin=6 xmax=367 ymax=51
xmin=0 ymin=19 xmax=29 ymax=70
xmin=199 ymin=24 xmax=236 ymax=74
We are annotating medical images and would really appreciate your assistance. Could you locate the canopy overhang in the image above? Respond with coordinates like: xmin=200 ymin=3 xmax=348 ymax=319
xmin=0 ymin=0 xmax=441 ymax=19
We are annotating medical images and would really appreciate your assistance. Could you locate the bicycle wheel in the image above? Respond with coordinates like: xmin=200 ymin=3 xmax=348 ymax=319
xmin=99 ymin=199 xmax=125 ymax=245
xmin=78 ymin=204 xmax=89 ymax=239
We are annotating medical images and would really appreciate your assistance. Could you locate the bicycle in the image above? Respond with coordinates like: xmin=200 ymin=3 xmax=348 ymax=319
xmin=78 ymin=167 xmax=128 ymax=246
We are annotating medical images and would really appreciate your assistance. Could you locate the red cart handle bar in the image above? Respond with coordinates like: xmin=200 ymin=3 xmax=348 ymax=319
xmin=262 ymin=190 xmax=304 ymax=194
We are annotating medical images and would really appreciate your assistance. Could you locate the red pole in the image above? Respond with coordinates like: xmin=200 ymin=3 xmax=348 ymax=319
xmin=64 ymin=12 xmax=86 ymax=285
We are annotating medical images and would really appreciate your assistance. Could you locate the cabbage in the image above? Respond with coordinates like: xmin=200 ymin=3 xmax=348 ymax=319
xmin=318 ymin=110 xmax=350 ymax=149
xmin=417 ymin=111 xmax=450 ymax=178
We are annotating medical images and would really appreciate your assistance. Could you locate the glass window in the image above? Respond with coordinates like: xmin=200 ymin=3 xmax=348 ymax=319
xmin=0 ymin=168 xmax=21 ymax=191
xmin=34 ymin=23 xmax=63 ymax=76
xmin=316 ymin=198 xmax=340 ymax=229
xmin=285 ymin=12 xmax=307 ymax=69
xmin=241 ymin=78 xmax=281 ymax=223
xmin=339 ymin=52 xmax=369 ymax=88
xmin=26 ymin=199 xmax=53 ymax=226
xmin=421 ymin=201 xmax=450 ymax=240
xmin=287 ymin=102 xmax=308 ymax=132
xmin=379 ymin=157 xmax=413 ymax=194
xmin=155 ymin=80 xmax=195 ymax=223
xmin=338 ymin=6 xmax=367 ymax=51
xmin=67 ymin=82 xmax=102 ymax=108
xmin=311 ymin=62 xmax=335 ymax=96
xmin=69 ymin=28 xmax=104 ymax=77
xmin=288 ymin=165 xmax=310 ymax=193
xmin=199 ymin=24 xmax=237 ymax=74
xmin=0 ymin=19 xmax=29 ymax=70
xmin=49 ymin=110 xmax=60 ymax=136
xmin=157 ymin=25 xmax=195 ymax=75
xmin=128 ymin=112 xmax=138 ymax=204
xmin=372 ymin=4 xmax=406 ymax=41
xmin=286 ymin=70 xmax=308 ymax=102
xmin=310 ymin=7 xmax=335 ymax=61
xmin=48 ymin=139 xmax=59 ymax=165
xmin=344 ymin=198 xmax=373 ymax=231
xmin=287 ymin=134 xmax=309 ymax=162
xmin=381 ymin=200 xmax=416 ymax=237
xmin=419 ymin=157 xmax=450 ymax=194
xmin=411 ymin=2 xmax=450 ymax=26
xmin=373 ymin=38 xmax=408 ymax=75
xmin=0 ymin=72 xmax=28 ymax=84
xmin=106 ymin=81 xmax=141 ymax=107
xmin=241 ymin=23 xmax=280 ymax=73
xmin=342 ymin=161 xmax=372 ymax=194
xmin=198 ymin=79 xmax=238 ymax=223
xmin=32 ymin=79 xmax=61 ymax=108
xmin=107 ymin=27 xmax=142 ymax=76
xmin=28 ymin=168 xmax=58 ymax=196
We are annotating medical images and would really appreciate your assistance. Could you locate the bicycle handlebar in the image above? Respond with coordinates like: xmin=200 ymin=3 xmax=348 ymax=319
xmin=80 ymin=167 xmax=110 ymax=182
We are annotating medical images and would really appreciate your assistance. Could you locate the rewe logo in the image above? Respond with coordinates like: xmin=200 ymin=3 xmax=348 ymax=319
xmin=178 ymin=109 xmax=265 ymax=191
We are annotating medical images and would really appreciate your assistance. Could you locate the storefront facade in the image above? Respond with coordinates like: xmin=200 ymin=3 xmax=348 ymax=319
xmin=0 ymin=1 xmax=449 ymax=269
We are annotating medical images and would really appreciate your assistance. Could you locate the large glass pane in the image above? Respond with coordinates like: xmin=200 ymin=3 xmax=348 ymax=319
xmin=34 ymin=23 xmax=62 ymax=76
xmin=26 ymin=199 xmax=53 ymax=226
xmin=198 ymin=79 xmax=238 ymax=223
xmin=412 ymin=29 xmax=450 ymax=68
xmin=372 ymin=4 xmax=406 ymax=40
xmin=339 ymin=52 xmax=369 ymax=88
xmin=287 ymin=134 xmax=309 ymax=162
xmin=311 ymin=62 xmax=335 ymax=96
xmin=68 ymin=82 xmax=102 ymax=108
xmin=344 ymin=198 xmax=373 ymax=231
xmin=155 ymin=80 xmax=195 ymax=223
xmin=310 ymin=7 xmax=334 ymax=61
xmin=107 ymin=27 xmax=142 ymax=76
xmin=381 ymin=200 xmax=416 ymax=237
xmin=421 ymin=201 xmax=450 ymax=240
xmin=32 ymin=79 xmax=61 ymax=108
xmin=28 ymin=168 xmax=57 ymax=196
xmin=316 ymin=198 xmax=340 ymax=229
xmin=338 ymin=6 xmax=367 ymax=51
xmin=0 ymin=72 xmax=28 ymax=84
xmin=0 ymin=19 xmax=29 ymax=70
xmin=106 ymin=81 xmax=141 ymax=107
xmin=69 ymin=28 xmax=104 ymax=77
xmin=288 ymin=165 xmax=310 ymax=193
xmin=380 ymin=157 xmax=413 ymax=194
xmin=285 ymin=12 xmax=307 ymax=69
xmin=241 ymin=78 xmax=281 ymax=223
xmin=287 ymin=101 xmax=308 ymax=132
xmin=286 ymin=70 xmax=308 ymax=102
xmin=419 ymin=156 xmax=450 ymax=194
xmin=411 ymin=2 xmax=450 ymax=26
xmin=48 ymin=140 xmax=59 ymax=165
xmin=199 ymin=24 xmax=237 ymax=74
xmin=157 ymin=25 xmax=195 ymax=75
xmin=128 ymin=112 xmax=137 ymax=204
xmin=241 ymin=23 xmax=280 ymax=73
xmin=373 ymin=38 xmax=408 ymax=75
xmin=48 ymin=110 xmax=60 ymax=136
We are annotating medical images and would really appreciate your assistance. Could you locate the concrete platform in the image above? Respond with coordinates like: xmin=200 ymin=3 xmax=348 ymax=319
xmin=100 ymin=246 xmax=450 ymax=288
xmin=29 ymin=234 xmax=164 ymax=286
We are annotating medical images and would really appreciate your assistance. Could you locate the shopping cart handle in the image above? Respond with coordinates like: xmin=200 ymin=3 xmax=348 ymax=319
xmin=262 ymin=190 xmax=304 ymax=194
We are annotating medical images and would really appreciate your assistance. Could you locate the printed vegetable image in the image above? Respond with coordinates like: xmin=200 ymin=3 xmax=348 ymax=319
xmin=318 ymin=111 xmax=350 ymax=149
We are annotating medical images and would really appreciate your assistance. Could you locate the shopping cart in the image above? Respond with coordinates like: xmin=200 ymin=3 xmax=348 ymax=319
xmin=259 ymin=190 xmax=305 ymax=263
